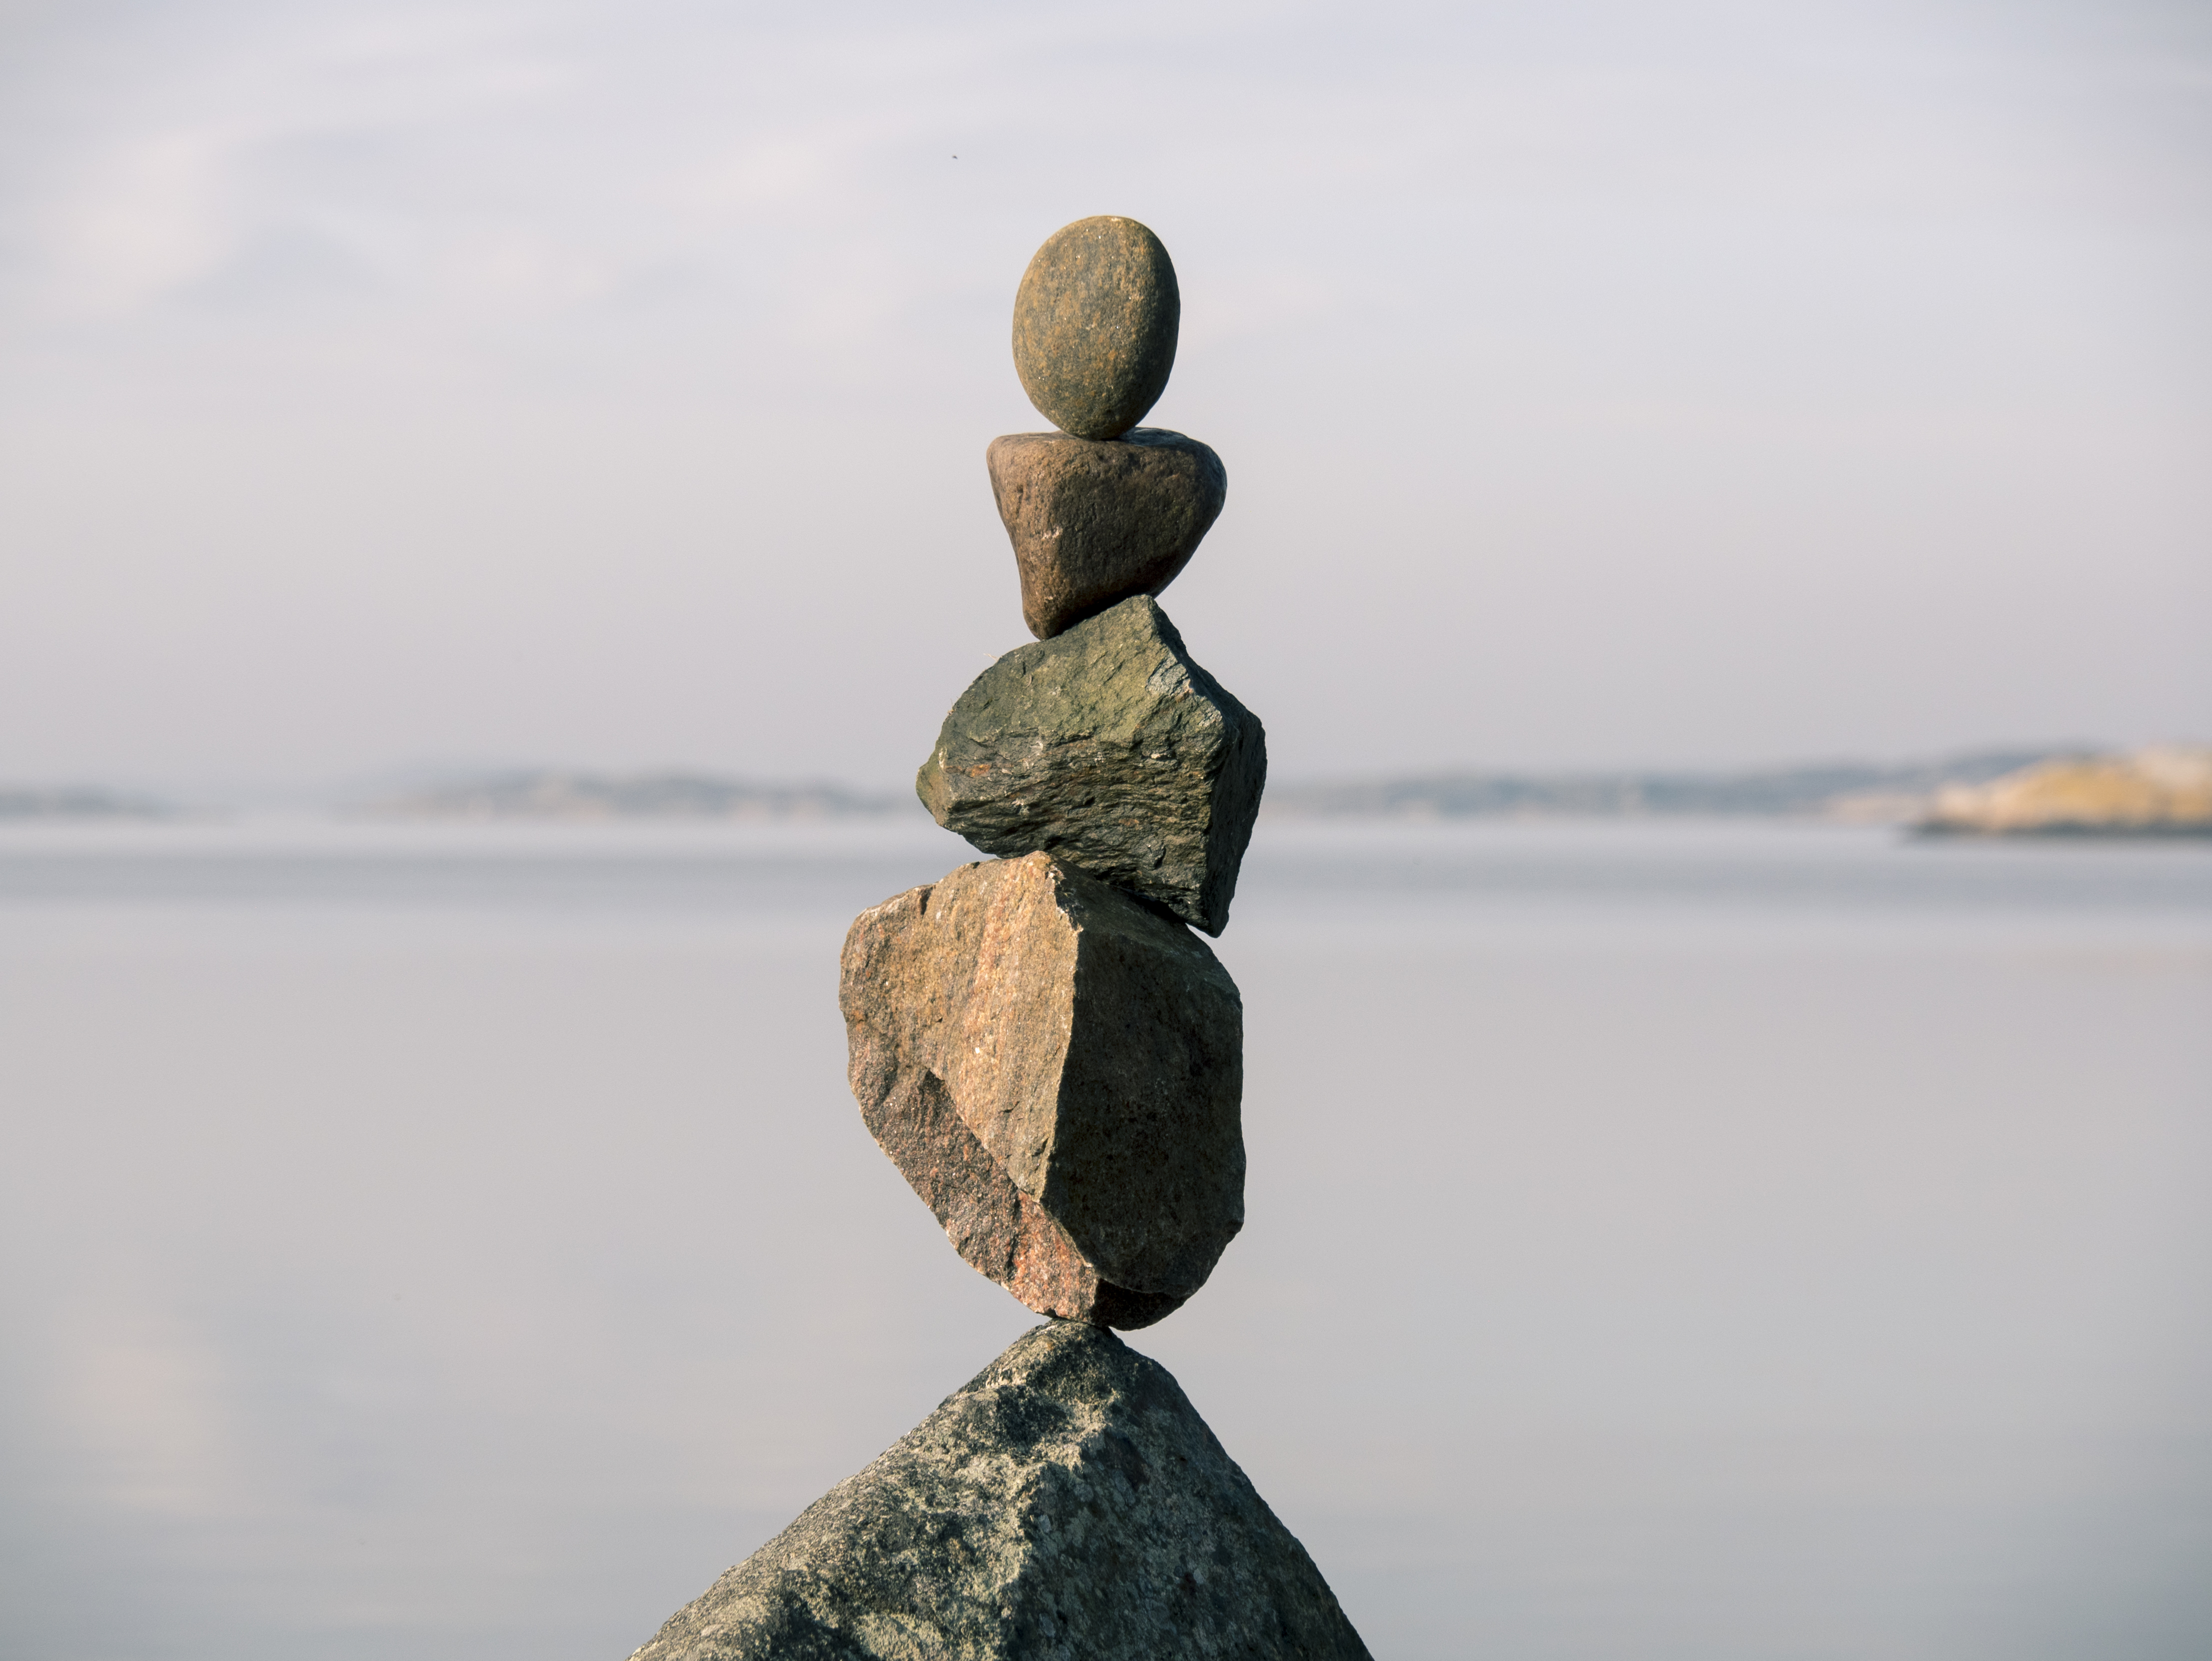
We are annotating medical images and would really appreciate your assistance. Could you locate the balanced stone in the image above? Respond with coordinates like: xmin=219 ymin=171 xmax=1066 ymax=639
xmin=626 ymin=1320 xmax=1374 ymax=1661
xmin=916 ymin=597 xmax=1265 ymax=937
xmin=989 ymin=427 xmax=1227 ymax=640
xmin=1012 ymin=216 xmax=1179 ymax=441
xmin=841 ymin=852 xmax=1243 ymax=1329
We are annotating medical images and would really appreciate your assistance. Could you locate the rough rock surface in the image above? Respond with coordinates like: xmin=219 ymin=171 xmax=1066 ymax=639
xmin=988 ymin=427 xmax=1227 ymax=640
xmin=841 ymin=853 xmax=1243 ymax=1328
xmin=1012 ymin=216 xmax=1179 ymax=441
xmin=916 ymin=598 xmax=1265 ymax=937
xmin=626 ymin=1320 xmax=1373 ymax=1661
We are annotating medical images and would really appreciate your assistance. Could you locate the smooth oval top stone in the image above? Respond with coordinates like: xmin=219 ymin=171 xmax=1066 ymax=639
xmin=1012 ymin=216 xmax=1179 ymax=440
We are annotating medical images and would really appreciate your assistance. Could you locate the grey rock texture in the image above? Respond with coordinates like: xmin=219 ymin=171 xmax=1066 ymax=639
xmin=626 ymin=1320 xmax=1373 ymax=1661
xmin=915 ymin=598 xmax=1265 ymax=937
xmin=1012 ymin=216 xmax=1179 ymax=441
xmin=988 ymin=428 xmax=1227 ymax=640
xmin=841 ymin=853 xmax=1244 ymax=1328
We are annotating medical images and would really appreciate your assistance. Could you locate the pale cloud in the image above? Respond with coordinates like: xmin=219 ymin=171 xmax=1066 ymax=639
xmin=439 ymin=226 xmax=616 ymax=313
xmin=668 ymin=138 xmax=843 ymax=216
xmin=13 ymin=3 xmax=578 ymax=317
xmin=41 ymin=124 xmax=251 ymax=314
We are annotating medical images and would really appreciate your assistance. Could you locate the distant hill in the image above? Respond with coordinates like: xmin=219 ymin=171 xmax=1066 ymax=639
xmin=370 ymin=770 xmax=902 ymax=821
xmin=28 ymin=751 xmax=2158 ymax=827
xmin=1261 ymin=749 xmax=2067 ymax=823
xmin=1918 ymin=748 xmax=2212 ymax=836
xmin=365 ymin=753 xmax=2112 ymax=825
xmin=0 ymin=785 xmax=170 ymax=821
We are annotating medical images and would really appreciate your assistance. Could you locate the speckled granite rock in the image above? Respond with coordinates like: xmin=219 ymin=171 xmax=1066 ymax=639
xmin=988 ymin=427 xmax=1227 ymax=640
xmin=1012 ymin=216 xmax=1179 ymax=441
xmin=916 ymin=598 xmax=1265 ymax=937
xmin=624 ymin=1321 xmax=1372 ymax=1661
xmin=841 ymin=853 xmax=1243 ymax=1329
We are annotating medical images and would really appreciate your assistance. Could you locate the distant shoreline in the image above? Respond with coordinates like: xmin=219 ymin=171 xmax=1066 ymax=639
xmin=1913 ymin=823 xmax=2212 ymax=839
xmin=10 ymin=748 xmax=2208 ymax=833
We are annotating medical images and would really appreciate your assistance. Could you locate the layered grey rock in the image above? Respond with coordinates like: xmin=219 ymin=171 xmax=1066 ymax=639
xmin=916 ymin=597 xmax=1265 ymax=937
xmin=625 ymin=1320 xmax=1373 ymax=1661
xmin=841 ymin=853 xmax=1244 ymax=1329
xmin=1012 ymin=216 xmax=1179 ymax=441
xmin=988 ymin=427 xmax=1227 ymax=640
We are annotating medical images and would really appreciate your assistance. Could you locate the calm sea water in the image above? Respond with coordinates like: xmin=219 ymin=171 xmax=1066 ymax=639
xmin=2 ymin=817 xmax=2207 ymax=1661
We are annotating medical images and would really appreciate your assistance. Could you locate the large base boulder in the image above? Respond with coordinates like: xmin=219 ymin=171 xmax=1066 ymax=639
xmin=841 ymin=853 xmax=1243 ymax=1329
xmin=625 ymin=1320 xmax=1373 ymax=1661
xmin=916 ymin=597 xmax=1265 ymax=937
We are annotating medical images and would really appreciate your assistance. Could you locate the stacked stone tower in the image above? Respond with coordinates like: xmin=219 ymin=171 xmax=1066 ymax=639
xmin=629 ymin=218 xmax=1372 ymax=1661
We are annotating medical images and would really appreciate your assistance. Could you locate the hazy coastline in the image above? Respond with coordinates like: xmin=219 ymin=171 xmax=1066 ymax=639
xmin=16 ymin=746 xmax=2192 ymax=830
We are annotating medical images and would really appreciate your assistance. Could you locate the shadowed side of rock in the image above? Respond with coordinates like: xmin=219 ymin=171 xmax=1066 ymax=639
xmin=846 ymin=1028 xmax=1181 ymax=1330
xmin=625 ymin=1321 xmax=1373 ymax=1661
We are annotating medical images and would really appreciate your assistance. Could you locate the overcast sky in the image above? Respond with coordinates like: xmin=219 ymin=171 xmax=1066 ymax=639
xmin=0 ymin=0 xmax=2206 ymax=791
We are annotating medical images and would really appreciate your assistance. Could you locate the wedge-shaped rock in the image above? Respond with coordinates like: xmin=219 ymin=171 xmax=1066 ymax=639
xmin=988 ymin=427 xmax=1227 ymax=640
xmin=627 ymin=1320 xmax=1374 ymax=1661
xmin=841 ymin=853 xmax=1243 ymax=1328
xmin=916 ymin=597 xmax=1265 ymax=937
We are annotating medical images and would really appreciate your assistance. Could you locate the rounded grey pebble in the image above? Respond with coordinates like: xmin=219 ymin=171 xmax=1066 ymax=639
xmin=1012 ymin=216 xmax=1179 ymax=441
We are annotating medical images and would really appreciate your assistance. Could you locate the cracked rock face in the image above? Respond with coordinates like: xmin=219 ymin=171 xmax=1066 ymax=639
xmin=987 ymin=427 xmax=1227 ymax=641
xmin=1011 ymin=215 xmax=1179 ymax=441
xmin=624 ymin=1320 xmax=1373 ymax=1661
xmin=840 ymin=852 xmax=1244 ymax=1328
xmin=915 ymin=597 xmax=1265 ymax=938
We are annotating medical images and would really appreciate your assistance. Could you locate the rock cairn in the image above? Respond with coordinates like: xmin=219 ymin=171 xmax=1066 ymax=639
xmin=629 ymin=217 xmax=1371 ymax=1661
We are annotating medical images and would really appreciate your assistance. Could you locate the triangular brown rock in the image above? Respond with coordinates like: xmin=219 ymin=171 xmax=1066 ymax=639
xmin=988 ymin=427 xmax=1227 ymax=640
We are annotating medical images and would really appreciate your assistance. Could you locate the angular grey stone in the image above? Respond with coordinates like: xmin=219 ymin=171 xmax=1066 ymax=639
xmin=841 ymin=852 xmax=1244 ymax=1329
xmin=988 ymin=427 xmax=1227 ymax=641
xmin=625 ymin=1320 xmax=1373 ymax=1661
xmin=915 ymin=597 xmax=1265 ymax=937
xmin=1012 ymin=216 xmax=1179 ymax=441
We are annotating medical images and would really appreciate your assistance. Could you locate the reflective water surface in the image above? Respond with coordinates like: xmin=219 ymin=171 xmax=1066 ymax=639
xmin=2 ymin=818 xmax=2207 ymax=1660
